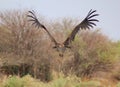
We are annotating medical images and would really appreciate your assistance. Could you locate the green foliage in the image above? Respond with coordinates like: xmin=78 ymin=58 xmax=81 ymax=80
xmin=0 ymin=75 xmax=102 ymax=87
xmin=4 ymin=76 xmax=24 ymax=87
xmin=52 ymin=78 xmax=67 ymax=87
xmin=115 ymin=41 xmax=120 ymax=59
xmin=76 ymin=81 xmax=101 ymax=87
xmin=21 ymin=75 xmax=48 ymax=87
xmin=117 ymin=82 xmax=120 ymax=87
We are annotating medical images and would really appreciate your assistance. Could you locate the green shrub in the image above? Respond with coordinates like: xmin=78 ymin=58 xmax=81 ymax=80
xmin=75 ymin=81 xmax=101 ymax=87
xmin=52 ymin=78 xmax=67 ymax=87
xmin=4 ymin=76 xmax=24 ymax=87
xmin=51 ymin=75 xmax=101 ymax=87
xmin=117 ymin=82 xmax=120 ymax=87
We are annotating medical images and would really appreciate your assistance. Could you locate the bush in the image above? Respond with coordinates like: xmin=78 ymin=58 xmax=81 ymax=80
xmin=0 ymin=10 xmax=53 ymax=81
xmin=4 ymin=76 xmax=24 ymax=87
xmin=0 ymin=75 xmax=102 ymax=87
xmin=0 ymin=63 xmax=33 ymax=77
xmin=63 ymin=30 xmax=118 ymax=77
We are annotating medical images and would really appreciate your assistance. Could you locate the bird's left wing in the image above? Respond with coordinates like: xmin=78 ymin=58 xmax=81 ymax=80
xmin=63 ymin=9 xmax=99 ymax=47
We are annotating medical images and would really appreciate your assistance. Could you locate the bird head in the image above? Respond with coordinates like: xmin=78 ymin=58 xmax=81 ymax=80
xmin=53 ymin=43 xmax=66 ymax=57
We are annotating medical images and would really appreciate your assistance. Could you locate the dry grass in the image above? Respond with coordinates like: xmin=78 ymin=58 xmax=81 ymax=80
xmin=0 ymin=74 xmax=120 ymax=87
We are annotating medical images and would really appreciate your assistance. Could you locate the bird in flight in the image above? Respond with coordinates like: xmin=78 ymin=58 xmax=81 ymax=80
xmin=27 ymin=9 xmax=99 ymax=57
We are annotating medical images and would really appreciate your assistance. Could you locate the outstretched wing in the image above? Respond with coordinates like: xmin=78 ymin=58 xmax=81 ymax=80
xmin=64 ymin=9 xmax=99 ymax=47
xmin=27 ymin=10 xmax=58 ymax=45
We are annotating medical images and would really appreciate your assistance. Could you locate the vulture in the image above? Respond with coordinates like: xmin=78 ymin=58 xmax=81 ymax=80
xmin=27 ymin=9 xmax=99 ymax=57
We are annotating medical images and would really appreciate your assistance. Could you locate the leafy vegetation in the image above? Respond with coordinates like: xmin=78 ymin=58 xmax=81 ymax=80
xmin=0 ymin=75 xmax=102 ymax=87
xmin=4 ymin=76 xmax=24 ymax=87
xmin=117 ymin=82 xmax=120 ymax=87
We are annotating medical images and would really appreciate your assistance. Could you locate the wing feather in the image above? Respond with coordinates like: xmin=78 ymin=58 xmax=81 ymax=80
xmin=27 ymin=10 xmax=58 ymax=45
xmin=64 ymin=9 xmax=99 ymax=46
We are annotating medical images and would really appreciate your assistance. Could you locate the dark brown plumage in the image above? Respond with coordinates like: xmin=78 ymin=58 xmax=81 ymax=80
xmin=27 ymin=9 xmax=99 ymax=57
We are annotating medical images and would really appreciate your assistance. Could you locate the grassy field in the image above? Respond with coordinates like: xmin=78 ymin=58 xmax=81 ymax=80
xmin=0 ymin=74 xmax=120 ymax=87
